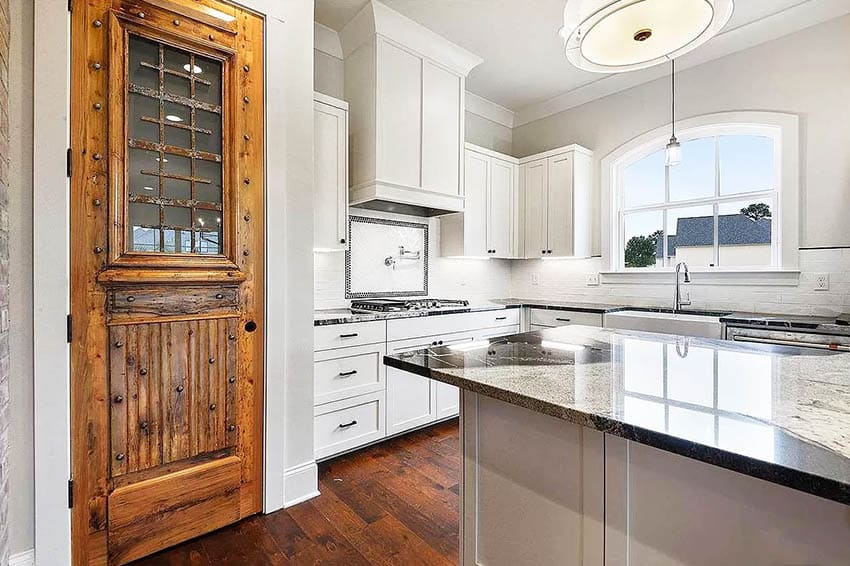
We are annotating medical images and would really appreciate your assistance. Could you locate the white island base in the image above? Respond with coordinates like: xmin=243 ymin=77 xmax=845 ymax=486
xmin=460 ymin=391 xmax=850 ymax=566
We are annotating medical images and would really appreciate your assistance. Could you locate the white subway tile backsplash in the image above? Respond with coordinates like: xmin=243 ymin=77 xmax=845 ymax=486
xmin=509 ymin=250 xmax=850 ymax=315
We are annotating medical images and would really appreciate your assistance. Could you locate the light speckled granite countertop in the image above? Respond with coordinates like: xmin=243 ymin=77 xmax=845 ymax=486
xmin=385 ymin=325 xmax=850 ymax=505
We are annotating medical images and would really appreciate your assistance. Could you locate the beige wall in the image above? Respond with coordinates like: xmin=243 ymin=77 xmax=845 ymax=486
xmin=513 ymin=14 xmax=850 ymax=251
xmin=314 ymin=48 xmax=344 ymax=99
xmin=9 ymin=0 xmax=32 ymax=555
xmin=465 ymin=112 xmax=512 ymax=155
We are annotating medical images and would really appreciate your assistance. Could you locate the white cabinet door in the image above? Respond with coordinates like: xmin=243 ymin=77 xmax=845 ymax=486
xmin=313 ymin=99 xmax=347 ymax=251
xmin=463 ymin=150 xmax=489 ymax=257
xmin=387 ymin=333 xmax=473 ymax=434
xmin=435 ymin=381 xmax=460 ymax=420
xmin=523 ymin=159 xmax=548 ymax=258
xmin=547 ymin=153 xmax=574 ymax=257
xmin=378 ymin=40 xmax=422 ymax=188
xmin=488 ymin=157 xmax=514 ymax=258
xmin=421 ymin=60 xmax=461 ymax=196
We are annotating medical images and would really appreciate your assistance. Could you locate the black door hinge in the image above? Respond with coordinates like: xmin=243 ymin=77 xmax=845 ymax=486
xmin=67 ymin=314 xmax=72 ymax=343
xmin=66 ymin=148 xmax=72 ymax=178
xmin=68 ymin=479 xmax=74 ymax=508
xmin=68 ymin=0 xmax=73 ymax=12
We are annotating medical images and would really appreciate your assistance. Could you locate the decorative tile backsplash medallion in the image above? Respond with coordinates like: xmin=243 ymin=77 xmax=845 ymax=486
xmin=346 ymin=215 xmax=429 ymax=298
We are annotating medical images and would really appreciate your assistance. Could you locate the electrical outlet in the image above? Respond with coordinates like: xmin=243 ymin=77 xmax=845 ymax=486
xmin=531 ymin=273 xmax=540 ymax=286
xmin=586 ymin=273 xmax=600 ymax=286
xmin=814 ymin=273 xmax=829 ymax=291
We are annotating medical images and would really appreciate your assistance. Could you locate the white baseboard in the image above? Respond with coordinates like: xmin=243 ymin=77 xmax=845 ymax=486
xmin=10 ymin=549 xmax=35 ymax=566
xmin=283 ymin=460 xmax=320 ymax=507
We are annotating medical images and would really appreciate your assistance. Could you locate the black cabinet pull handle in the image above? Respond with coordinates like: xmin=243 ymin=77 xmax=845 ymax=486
xmin=338 ymin=420 xmax=357 ymax=429
xmin=555 ymin=318 xmax=571 ymax=322
xmin=340 ymin=333 xmax=359 ymax=338
xmin=495 ymin=316 xmax=507 ymax=321
xmin=338 ymin=370 xmax=358 ymax=377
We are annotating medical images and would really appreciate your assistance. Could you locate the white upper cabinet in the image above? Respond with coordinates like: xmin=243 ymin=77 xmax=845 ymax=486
xmin=520 ymin=145 xmax=593 ymax=258
xmin=313 ymin=93 xmax=349 ymax=251
xmin=340 ymin=1 xmax=482 ymax=216
xmin=441 ymin=144 xmax=518 ymax=258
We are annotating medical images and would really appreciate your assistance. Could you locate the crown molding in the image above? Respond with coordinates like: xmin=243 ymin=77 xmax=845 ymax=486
xmin=465 ymin=92 xmax=516 ymax=128
xmin=340 ymin=0 xmax=483 ymax=76
xmin=514 ymin=0 xmax=850 ymax=127
xmin=314 ymin=21 xmax=343 ymax=59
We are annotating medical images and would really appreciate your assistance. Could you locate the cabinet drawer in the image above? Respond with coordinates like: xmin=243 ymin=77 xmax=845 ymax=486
xmin=387 ymin=309 xmax=520 ymax=341
xmin=314 ymin=392 xmax=386 ymax=460
xmin=314 ymin=344 xmax=385 ymax=406
xmin=314 ymin=320 xmax=386 ymax=351
xmin=529 ymin=309 xmax=602 ymax=328
xmin=108 ymin=286 xmax=239 ymax=318
xmin=477 ymin=324 xmax=521 ymax=340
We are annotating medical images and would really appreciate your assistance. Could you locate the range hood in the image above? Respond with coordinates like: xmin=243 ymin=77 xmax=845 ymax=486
xmin=340 ymin=1 xmax=482 ymax=217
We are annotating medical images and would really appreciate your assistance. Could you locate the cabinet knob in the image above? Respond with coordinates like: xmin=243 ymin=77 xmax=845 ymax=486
xmin=215 ymin=293 xmax=224 ymax=299
xmin=113 ymin=395 xmax=123 ymax=403
xmin=115 ymin=453 xmax=125 ymax=461
xmin=340 ymin=238 xmax=346 ymax=244
xmin=126 ymin=295 xmax=135 ymax=302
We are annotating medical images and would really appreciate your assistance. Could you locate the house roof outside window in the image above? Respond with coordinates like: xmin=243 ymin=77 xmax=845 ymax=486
xmin=656 ymin=213 xmax=772 ymax=258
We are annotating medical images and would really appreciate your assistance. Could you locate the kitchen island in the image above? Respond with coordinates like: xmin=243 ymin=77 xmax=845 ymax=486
xmin=384 ymin=326 xmax=850 ymax=566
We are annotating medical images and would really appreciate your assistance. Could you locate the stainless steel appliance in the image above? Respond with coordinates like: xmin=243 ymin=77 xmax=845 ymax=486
xmin=350 ymin=298 xmax=470 ymax=312
xmin=724 ymin=314 xmax=850 ymax=351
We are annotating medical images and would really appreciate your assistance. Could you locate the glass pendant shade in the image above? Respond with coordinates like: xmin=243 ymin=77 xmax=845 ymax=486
xmin=665 ymin=137 xmax=681 ymax=166
xmin=563 ymin=0 xmax=733 ymax=73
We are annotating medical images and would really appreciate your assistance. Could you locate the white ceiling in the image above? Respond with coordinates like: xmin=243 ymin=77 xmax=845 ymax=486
xmin=315 ymin=0 xmax=850 ymax=122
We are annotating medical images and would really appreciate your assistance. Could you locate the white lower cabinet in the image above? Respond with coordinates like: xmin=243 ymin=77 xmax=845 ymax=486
xmin=386 ymin=332 xmax=475 ymax=434
xmin=526 ymin=308 xmax=602 ymax=331
xmin=314 ymin=309 xmax=524 ymax=460
xmin=314 ymin=391 xmax=386 ymax=461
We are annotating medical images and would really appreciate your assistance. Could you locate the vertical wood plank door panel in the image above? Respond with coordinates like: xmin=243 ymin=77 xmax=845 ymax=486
xmin=70 ymin=0 xmax=264 ymax=564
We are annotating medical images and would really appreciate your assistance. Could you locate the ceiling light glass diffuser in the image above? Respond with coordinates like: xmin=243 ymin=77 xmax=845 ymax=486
xmin=563 ymin=0 xmax=734 ymax=73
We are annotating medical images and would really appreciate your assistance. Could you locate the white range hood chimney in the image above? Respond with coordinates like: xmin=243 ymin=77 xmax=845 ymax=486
xmin=340 ymin=1 xmax=483 ymax=217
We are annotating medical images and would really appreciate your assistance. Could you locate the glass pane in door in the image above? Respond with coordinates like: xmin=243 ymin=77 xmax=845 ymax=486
xmin=125 ymin=34 xmax=225 ymax=255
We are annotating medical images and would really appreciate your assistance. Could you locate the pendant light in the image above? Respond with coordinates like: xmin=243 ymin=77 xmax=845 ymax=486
xmin=562 ymin=0 xmax=733 ymax=73
xmin=665 ymin=58 xmax=681 ymax=167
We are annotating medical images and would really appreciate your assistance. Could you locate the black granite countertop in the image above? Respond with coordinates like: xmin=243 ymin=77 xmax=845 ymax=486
xmin=313 ymin=302 xmax=522 ymax=326
xmin=384 ymin=325 xmax=850 ymax=506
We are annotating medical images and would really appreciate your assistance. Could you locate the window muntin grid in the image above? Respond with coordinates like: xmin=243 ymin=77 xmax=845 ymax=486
xmin=126 ymin=34 xmax=224 ymax=255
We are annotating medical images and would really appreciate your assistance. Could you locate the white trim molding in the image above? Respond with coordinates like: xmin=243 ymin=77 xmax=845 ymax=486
xmin=339 ymin=0 xmax=482 ymax=75
xmin=464 ymin=92 xmax=516 ymax=129
xmin=10 ymin=549 xmax=35 ymax=566
xmin=601 ymin=111 xmax=800 ymax=281
xmin=314 ymin=21 xmax=343 ymax=59
xmin=600 ymin=269 xmax=801 ymax=286
xmin=513 ymin=0 xmax=850 ymax=126
xmin=283 ymin=461 xmax=320 ymax=507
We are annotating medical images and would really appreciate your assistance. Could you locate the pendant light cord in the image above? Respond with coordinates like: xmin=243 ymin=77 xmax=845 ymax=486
xmin=671 ymin=58 xmax=676 ymax=139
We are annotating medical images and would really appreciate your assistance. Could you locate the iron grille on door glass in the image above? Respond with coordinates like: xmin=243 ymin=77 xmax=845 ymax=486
xmin=126 ymin=34 xmax=225 ymax=255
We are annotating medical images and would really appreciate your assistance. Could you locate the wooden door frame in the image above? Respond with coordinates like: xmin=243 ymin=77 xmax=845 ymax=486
xmin=33 ymin=0 xmax=316 ymax=563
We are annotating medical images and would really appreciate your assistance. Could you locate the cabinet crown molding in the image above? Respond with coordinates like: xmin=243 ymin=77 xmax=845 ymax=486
xmin=339 ymin=0 xmax=483 ymax=76
xmin=518 ymin=144 xmax=594 ymax=164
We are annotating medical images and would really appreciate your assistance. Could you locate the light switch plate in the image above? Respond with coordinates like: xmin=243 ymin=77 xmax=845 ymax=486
xmin=814 ymin=273 xmax=829 ymax=291
xmin=531 ymin=273 xmax=540 ymax=286
xmin=586 ymin=273 xmax=600 ymax=286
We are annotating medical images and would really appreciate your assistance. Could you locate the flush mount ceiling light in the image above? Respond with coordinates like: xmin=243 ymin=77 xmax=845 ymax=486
xmin=562 ymin=0 xmax=733 ymax=73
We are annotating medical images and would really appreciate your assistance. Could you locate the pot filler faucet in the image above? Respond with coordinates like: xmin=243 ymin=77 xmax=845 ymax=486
xmin=674 ymin=261 xmax=691 ymax=311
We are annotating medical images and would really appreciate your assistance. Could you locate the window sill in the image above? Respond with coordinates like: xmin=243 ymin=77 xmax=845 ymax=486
xmin=599 ymin=269 xmax=800 ymax=286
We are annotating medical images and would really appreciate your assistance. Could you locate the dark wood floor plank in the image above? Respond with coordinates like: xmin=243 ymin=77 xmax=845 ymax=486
xmin=128 ymin=420 xmax=460 ymax=565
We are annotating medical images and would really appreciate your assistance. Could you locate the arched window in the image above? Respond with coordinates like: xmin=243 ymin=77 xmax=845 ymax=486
xmin=603 ymin=112 xmax=799 ymax=274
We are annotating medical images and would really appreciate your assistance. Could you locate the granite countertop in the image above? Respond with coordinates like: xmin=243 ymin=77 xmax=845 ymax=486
xmin=315 ymin=299 xmax=628 ymax=326
xmin=384 ymin=325 xmax=850 ymax=505
xmin=314 ymin=302 xmax=522 ymax=326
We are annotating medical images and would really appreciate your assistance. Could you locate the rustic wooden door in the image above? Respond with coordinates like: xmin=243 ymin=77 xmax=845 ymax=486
xmin=69 ymin=1 xmax=264 ymax=564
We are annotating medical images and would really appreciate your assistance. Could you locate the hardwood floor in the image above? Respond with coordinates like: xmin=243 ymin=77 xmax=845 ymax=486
xmin=131 ymin=419 xmax=461 ymax=565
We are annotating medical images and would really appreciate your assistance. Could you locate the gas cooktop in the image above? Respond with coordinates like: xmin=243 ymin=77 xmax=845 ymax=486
xmin=350 ymin=298 xmax=470 ymax=312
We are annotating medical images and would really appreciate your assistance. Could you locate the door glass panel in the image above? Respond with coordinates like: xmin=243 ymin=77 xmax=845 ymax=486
xmin=126 ymin=34 xmax=225 ymax=255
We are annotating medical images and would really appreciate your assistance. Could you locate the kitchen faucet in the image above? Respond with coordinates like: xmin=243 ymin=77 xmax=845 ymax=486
xmin=674 ymin=261 xmax=691 ymax=311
